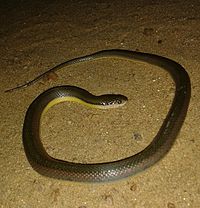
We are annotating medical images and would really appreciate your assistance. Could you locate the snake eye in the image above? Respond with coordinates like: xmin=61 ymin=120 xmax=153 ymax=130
xmin=115 ymin=99 xmax=122 ymax=104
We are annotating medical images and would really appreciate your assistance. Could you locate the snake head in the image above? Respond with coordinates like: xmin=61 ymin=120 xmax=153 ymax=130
xmin=98 ymin=94 xmax=128 ymax=108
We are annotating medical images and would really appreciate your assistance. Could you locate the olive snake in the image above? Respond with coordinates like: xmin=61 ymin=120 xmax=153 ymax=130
xmin=6 ymin=49 xmax=191 ymax=182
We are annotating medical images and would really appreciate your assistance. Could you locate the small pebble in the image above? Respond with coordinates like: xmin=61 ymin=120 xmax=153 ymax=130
xmin=143 ymin=28 xmax=154 ymax=36
xmin=130 ymin=182 xmax=137 ymax=192
xmin=43 ymin=72 xmax=58 ymax=82
xmin=167 ymin=202 xmax=176 ymax=208
xmin=133 ymin=132 xmax=143 ymax=141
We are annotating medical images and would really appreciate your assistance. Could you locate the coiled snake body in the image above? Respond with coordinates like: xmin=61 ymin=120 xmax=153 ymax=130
xmin=7 ymin=50 xmax=191 ymax=182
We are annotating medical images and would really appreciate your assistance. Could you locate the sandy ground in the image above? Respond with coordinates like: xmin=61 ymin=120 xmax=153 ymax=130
xmin=0 ymin=0 xmax=200 ymax=207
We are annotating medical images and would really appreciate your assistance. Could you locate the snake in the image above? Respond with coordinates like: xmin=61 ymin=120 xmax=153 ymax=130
xmin=6 ymin=49 xmax=191 ymax=182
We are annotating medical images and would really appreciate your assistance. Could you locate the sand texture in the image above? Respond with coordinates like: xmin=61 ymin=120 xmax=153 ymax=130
xmin=0 ymin=0 xmax=200 ymax=207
